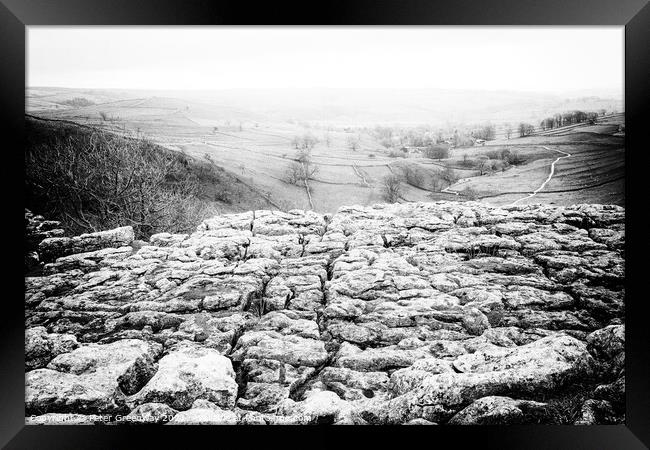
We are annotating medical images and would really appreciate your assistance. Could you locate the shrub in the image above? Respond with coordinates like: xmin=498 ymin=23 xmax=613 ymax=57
xmin=461 ymin=186 xmax=480 ymax=200
xmin=379 ymin=138 xmax=393 ymax=149
xmin=484 ymin=150 xmax=501 ymax=160
xmin=507 ymin=150 xmax=524 ymax=165
xmin=423 ymin=145 xmax=450 ymax=160
xmin=25 ymin=119 xmax=222 ymax=239
xmin=400 ymin=165 xmax=425 ymax=188
xmin=461 ymin=154 xmax=474 ymax=167
xmin=441 ymin=166 xmax=458 ymax=185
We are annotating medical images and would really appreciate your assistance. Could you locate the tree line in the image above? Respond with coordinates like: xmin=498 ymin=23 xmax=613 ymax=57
xmin=539 ymin=109 xmax=607 ymax=131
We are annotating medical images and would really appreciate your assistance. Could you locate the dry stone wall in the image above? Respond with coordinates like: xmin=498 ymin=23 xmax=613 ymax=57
xmin=24 ymin=201 xmax=625 ymax=425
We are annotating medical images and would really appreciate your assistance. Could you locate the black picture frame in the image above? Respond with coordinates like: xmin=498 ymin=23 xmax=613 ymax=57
xmin=2 ymin=0 xmax=649 ymax=448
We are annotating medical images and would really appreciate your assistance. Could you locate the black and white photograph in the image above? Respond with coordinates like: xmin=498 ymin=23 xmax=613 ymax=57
xmin=23 ymin=25 xmax=628 ymax=427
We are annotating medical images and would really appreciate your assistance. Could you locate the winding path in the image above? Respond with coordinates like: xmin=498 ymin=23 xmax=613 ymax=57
xmin=509 ymin=146 xmax=572 ymax=206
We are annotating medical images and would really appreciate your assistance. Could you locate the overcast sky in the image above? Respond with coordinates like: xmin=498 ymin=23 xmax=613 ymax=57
xmin=27 ymin=27 xmax=623 ymax=95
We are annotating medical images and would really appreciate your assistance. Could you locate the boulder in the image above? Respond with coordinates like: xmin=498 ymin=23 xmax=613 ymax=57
xmin=594 ymin=376 xmax=625 ymax=408
xmin=124 ymin=403 xmax=177 ymax=424
xmin=26 ymin=339 xmax=161 ymax=414
xmin=334 ymin=343 xmax=431 ymax=372
xmin=586 ymin=325 xmax=625 ymax=375
xmin=231 ymin=331 xmax=328 ymax=367
xmin=132 ymin=344 xmax=237 ymax=410
xmin=25 ymin=327 xmax=79 ymax=370
xmin=390 ymin=358 xmax=455 ymax=395
xmin=462 ymin=307 xmax=490 ymax=336
xmin=319 ymin=367 xmax=390 ymax=401
xmin=279 ymin=390 xmax=353 ymax=424
xmin=39 ymin=226 xmax=134 ymax=262
xmin=236 ymin=382 xmax=290 ymax=412
xmin=358 ymin=335 xmax=594 ymax=424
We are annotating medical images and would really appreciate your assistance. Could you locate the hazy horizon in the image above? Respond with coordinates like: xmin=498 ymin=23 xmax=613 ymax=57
xmin=27 ymin=85 xmax=621 ymax=98
xmin=27 ymin=27 xmax=624 ymax=99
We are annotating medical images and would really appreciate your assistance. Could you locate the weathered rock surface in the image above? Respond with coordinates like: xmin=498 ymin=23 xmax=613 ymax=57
xmin=131 ymin=343 xmax=238 ymax=410
xmin=25 ymin=326 xmax=79 ymax=370
xmin=25 ymin=210 xmax=66 ymax=273
xmin=357 ymin=334 xmax=595 ymax=424
xmin=447 ymin=396 xmax=546 ymax=425
xmin=125 ymin=402 xmax=178 ymax=423
xmin=38 ymin=226 xmax=135 ymax=263
xmin=24 ymin=202 xmax=625 ymax=424
xmin=26 ymin=339 xmax=161 ymax=414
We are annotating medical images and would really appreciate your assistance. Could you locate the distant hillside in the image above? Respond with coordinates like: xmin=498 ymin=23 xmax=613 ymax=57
xmin=25 ymin=115 xmax=275 ymax=238
xmin=26 ymin=87 xmax=624 ymax=127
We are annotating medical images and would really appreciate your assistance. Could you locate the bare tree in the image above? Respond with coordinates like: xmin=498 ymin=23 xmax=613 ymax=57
xmin=301 ymin=159 xmax=319 ymax=180
xmin=285 ymin=161 xmax=305 ymax=185
xmin=430 ymin=173 xmax=443 ymax=192
xmin=382 ymin=174 xmax=402 ymax=203
xmin=347 ymin=135 xmax=360 ymax=151
xmin=301 ymin=133 xmax=318 ymax=151
xmin=284 ymin=149 xmax=319 ymax=184
xmin=291 ymin=133 xmax=319 ymax=151
xmin=477 ymin=157 xmax=491 ymax=175
xmin=518 ymin=122 xmax=535 ymax=137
